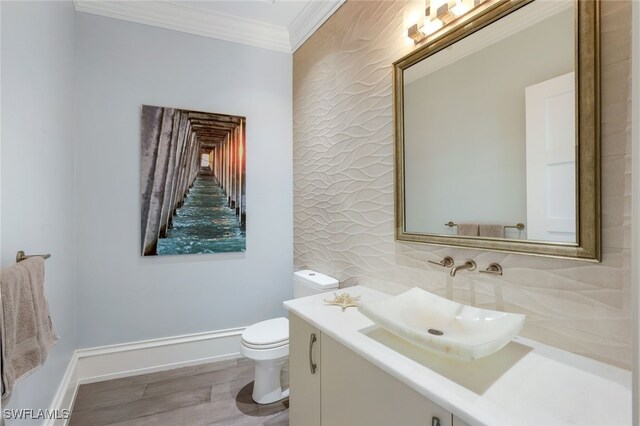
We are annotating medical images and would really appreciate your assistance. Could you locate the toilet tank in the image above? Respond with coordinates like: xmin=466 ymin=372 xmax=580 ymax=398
xmin=293 ymin=270 xmax=339 ymax=298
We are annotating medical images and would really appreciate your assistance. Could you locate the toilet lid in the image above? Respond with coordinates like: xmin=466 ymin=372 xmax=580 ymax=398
xmin=242 ymin=317 xmax=289 ymax=346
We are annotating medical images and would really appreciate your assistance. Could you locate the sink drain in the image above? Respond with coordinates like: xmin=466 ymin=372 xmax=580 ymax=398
xmin=428 ymin=328 xmax=443 ymax=336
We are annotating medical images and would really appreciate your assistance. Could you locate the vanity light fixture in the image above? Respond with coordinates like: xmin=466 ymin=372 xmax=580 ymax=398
xmin=406 ymin=0 xmax=491 ymax=44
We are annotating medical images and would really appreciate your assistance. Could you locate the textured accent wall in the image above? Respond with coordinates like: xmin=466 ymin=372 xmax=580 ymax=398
xmin=293 ymin=0 xmax=632 ymax=368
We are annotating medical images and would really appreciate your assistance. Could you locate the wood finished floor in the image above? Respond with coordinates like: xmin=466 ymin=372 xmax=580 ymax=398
xmin=69 ymin=358 xmax=289 ymax=426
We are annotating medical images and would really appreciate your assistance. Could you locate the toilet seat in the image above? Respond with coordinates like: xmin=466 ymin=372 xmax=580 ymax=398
xmin=241 ymin=317 xmax=289 ymax=347
xmin=241 ymin=317 xmax=290 ymax=361
xmin=241 ymin=339 xmax=289 ymax=350
xmin=240 ymin=341 xmax=289 ymax=361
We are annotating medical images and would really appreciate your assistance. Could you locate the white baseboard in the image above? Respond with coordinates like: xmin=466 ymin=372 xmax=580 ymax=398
xmin=47 ymin=352 xmax=80 ymax=426
xmin=46 ymin=327 xmax=245 ymax=426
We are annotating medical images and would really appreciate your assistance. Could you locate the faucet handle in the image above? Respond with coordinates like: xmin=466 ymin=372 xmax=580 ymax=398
xmin=480 ymin=263 xmax=503 ymax=276
xmin=428 ymin=256 xmax=454 ymax=268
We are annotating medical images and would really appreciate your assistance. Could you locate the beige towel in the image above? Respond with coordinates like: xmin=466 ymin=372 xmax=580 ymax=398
xmin=479 ymin=224 xmax=504 ymax=238
xmin=1 ymin=257 xmax=57 ymax=400
xmin=457 ymin=224 xmax=479 ymax=236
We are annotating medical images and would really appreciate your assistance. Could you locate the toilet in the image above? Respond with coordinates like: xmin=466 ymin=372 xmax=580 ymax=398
xmin=240 ymin=270 xmax=339 ymax=404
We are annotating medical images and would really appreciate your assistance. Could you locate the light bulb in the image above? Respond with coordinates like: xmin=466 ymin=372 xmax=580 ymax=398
xmin=423 ymin=19 xmax=443 ymax=35
xmin=451 ymin=0 xmax=470 ymax=16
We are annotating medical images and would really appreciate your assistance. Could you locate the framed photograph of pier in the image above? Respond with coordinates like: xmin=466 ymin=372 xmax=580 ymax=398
xmin=140 ymin=105 xmax=246 ymax=256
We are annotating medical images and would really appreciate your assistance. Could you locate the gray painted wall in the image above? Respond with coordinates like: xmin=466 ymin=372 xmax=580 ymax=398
xmin=1 ymin=1 xmax=77 ymax=423
xmin=74 ymin=12 xmax=293 ymax=347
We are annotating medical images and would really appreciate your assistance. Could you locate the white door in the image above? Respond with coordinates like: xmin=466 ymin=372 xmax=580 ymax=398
xmin=525 ymin=72 xmax=576 ymax=243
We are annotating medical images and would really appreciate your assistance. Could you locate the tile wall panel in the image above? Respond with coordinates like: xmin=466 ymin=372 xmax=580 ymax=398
xmin=293 ymin=0 xmax=632 ymax=368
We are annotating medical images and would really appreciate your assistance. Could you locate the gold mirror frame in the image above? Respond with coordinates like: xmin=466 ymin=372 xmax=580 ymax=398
xmin=394 ymin=0 xmax=600 ymax=261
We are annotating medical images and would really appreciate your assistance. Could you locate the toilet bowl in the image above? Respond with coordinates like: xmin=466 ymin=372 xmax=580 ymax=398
xmin=240 ymin=270 xmax=339 ymax=404
xmin=240 ymin=317 xmax=289 ymax=404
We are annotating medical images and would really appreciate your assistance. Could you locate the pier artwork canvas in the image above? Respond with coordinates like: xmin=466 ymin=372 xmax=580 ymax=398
xmin=140 ymin=105 xmax=246 ymax=256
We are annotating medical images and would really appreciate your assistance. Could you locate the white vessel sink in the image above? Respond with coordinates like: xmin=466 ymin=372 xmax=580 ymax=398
xmin=358 ymin=287 xmax=525 ymax=361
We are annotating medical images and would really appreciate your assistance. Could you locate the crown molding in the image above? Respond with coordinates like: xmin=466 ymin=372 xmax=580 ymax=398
xmin=74 ymin=0 xmax=345 ymax=54
xmin=288 ymin=0 xmax=346 ymax=52
xmin=74 ymin=0 xmax=291 ymax=53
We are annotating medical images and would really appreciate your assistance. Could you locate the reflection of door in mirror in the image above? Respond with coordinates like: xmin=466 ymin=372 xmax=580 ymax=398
xmin=402 ymin=1 xmax=574 ymax=243
xmin=525 ymin=72 xmax=576 ymax=243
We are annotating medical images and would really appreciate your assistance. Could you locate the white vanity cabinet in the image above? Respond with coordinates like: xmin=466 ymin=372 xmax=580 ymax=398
xmin=285 ymin=287 xmax=632 ymax=426
xmin=289 ymin=313 xmax=453 ymax=426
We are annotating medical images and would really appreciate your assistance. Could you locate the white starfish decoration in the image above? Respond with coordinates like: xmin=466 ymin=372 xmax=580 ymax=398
xmin=324 ymin=292 xmax=361 ymax=311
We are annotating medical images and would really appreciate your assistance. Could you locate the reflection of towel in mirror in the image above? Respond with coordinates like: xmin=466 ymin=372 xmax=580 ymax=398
xmin=479 ymin=224 xmax=504 ymax=238
xmin=457 ymin=224 xmax=479 ymax=236
xmin=1 ymin=257 xmax=58 ymax=400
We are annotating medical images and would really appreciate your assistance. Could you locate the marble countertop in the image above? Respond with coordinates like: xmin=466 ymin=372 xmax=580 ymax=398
xmin=284 ymin=285 xmax=631 ymax=426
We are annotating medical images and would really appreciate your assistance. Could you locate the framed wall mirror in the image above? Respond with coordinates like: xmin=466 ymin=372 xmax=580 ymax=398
xmin=393 ymin=0 xmax=600 ymax=261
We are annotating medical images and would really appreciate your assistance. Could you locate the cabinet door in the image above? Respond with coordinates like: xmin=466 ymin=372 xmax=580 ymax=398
xmin=452 ymin=415 xmax=472 ymax=426
xmin=321 ymin=334 xmax=452 ymax=426
xmin=289 ymin=313 xmax=321 ymax=426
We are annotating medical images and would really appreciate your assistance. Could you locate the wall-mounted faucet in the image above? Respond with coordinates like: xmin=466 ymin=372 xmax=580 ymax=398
xmin=450 ymin=259 xmax=476 ymax=277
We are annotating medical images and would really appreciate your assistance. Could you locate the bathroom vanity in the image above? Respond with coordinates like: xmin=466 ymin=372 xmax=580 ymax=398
xmin=284 ymin=286 xmax=631 ymax=425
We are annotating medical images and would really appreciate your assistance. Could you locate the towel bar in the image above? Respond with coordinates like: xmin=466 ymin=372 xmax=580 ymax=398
xmin=445 ymin=221 xmax=525 ymax=230
xmin=16 ymin=251 xmax=51 ymax=263
xmin=505 ymin=223 xmax=526 ymax=230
